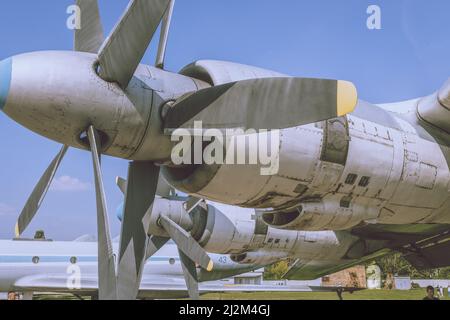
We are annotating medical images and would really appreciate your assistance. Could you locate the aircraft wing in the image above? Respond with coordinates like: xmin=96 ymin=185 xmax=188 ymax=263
xmin=351 ymin=224 xmax=450 ymax=270
xmin=286 ymin=224 xmax=450 ymax=281
xmin=283 ymin=249 xmax=391 ymax=281
xmin=401 ymin=234 xmax=450 ymax=270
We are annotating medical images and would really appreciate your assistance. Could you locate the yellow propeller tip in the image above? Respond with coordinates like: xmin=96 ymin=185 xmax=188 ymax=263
xmin=14 ymin=223 xmax=20 ymax=238
xmin=337 ymin=81 xmax=358 ymax=117
xmin=206 ymin=260 xmax=214 ymax=272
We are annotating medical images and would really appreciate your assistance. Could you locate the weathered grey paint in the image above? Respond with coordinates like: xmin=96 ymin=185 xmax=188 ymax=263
xmin=189 ymin=202 xmax=385 ymax=268
xmin=165 ymin=61 xmax=450 ymax=230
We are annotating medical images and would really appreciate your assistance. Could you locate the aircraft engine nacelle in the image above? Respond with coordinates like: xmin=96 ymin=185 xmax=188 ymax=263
xmin=162 ymin=122 xmax=325 ymax=210
xmin=139 ymin=197 xmax=259 ymax=254
xmin=261 ymin=199 xmax=374 ymax=231
xmin=180 ymin=60 xmax=285 ymax=86
xmin=189 ymin=204 xmax=259 ymax=255
xmin=161 ymin=60 xmax=296 ymax=209
xmin=230 ymin=251 xmax=288 ymax=265
xmin=417 ymin=78 xmax=450 ymax=133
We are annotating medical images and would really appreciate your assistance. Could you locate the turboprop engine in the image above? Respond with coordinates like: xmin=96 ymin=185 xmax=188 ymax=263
xmin=133 ymin=196 xmax=377 ymax=265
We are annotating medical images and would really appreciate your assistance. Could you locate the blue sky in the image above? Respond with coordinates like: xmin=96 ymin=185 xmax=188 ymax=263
xmin=0 ymin=0 xmax=449 ymax=240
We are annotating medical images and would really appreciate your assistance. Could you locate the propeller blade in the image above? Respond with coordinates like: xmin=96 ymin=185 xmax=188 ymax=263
xmin=115 ymin=176 xmax=127 ymax=195
xmin=116 ymin=175 xmax=175 ymax=198
xmin=178 ymin=249 xmax=200 ymax=300
xmin=74 ymin=0 xmax=104 ymax=53
xmin=156 ymin=175 xmax=176 ymax=198
xmin=97 ymin=0 xmax=171 ymax=89
xmin=15 ymin=145 xmax=68 ymax=237
xmin=159 ymin=215 xmax=213 ymax=272
xmin=164 ymin=78 xmax=357 ymax=133
xmin=117 ymin=161 xmax=160 ymax=300
xmin=183 ymin=197 xmax=203 ymax=215
xmin=145 ymin=235 xmax=170 ymax=260
xmin=87 ymin=126 xmax=117 ymax=300
xmin=155 ymin=0 xmax=175 ymax=69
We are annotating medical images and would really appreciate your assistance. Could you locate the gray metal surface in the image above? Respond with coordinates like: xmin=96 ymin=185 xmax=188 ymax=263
xmin=97 ymin=0 xmax=170 ymax=88
xmin=15 ymin=145 xmax=68 ymax=237
xmin=117 ymin=161 xmax=160 ymax=300
xmin=116 ymin=176 xmax=127 ymax=195
xmin=145 ymin=235 xmax=170 ymax=259
xmin=164 ymin=78 xmax=352 ymax=132
xmin=116 ymin=175 xmax=176 ymax=198
xmin=87 ymin=126 xmax=117 ymax=300
xmin=159 ymin=215 xmax=213 ymax=271
xmin=164 ymin=89 xmax=450 ymax=229
xmin=74 ymin=0 xmax=104 ymax=53
xmin=179 ymin=59 xmax=286 ymax=85
xmin=439 ymin=78 xmax=450 ymax=108
xmin=156 ymin=0 xmax=175 ymax=69
xmin=178 ymin=249 xmax=200 ymax=300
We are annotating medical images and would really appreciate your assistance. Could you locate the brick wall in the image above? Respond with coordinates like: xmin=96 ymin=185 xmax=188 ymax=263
xmin=321 ymin=265 xmax=367 ymax=288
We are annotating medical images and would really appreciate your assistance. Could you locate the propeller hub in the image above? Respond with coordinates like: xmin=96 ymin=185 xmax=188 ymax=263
xmin=1 ymin=51 xmax=155 ymax=159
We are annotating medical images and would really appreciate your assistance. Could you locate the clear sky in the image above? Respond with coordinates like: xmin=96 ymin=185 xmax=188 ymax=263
xmin=0 ymin=0 xmax=449 ymax=240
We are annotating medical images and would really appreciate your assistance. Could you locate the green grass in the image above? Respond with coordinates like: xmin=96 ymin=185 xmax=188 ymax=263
xmin=201 ymin=289 xmax=449 ymax=300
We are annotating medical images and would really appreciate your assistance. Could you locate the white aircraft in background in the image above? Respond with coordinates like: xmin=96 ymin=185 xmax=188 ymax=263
xmin=0 ymin=237 xmax=347 ymax=300
xmin=1 ymin=182 xmax=368 ymax=300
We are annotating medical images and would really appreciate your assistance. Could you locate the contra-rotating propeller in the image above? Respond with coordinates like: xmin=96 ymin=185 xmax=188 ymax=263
xmin=14 ymin=0 xmax=177 ymax=300
xmin=13 ymin=0 xmax=358 ymax=300
xmin=116 ymin=177 xmax=211 ymax=300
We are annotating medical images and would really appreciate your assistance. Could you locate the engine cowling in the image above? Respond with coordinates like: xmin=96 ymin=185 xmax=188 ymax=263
xmin=417 ymin=78 xmax=450 ymax=133
xmin=179 ymin=60 xmax=285 ymax=86
xmin=190 ymin=204 xmax=260 ymax=254
xmin=162 ymin=60 xmax=294 ymax=208
xmin=261 ymin=197 xmax=377 ymax=231
xmin=120 ymin=197 xmax=379 ymax=263
xmin=116 ymin=195 xmax=262 ymax=254
xmin=129 ymin=196 xmax=259 ymax=254
xmin=230 ymin=251 xmax=289 ymax=265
